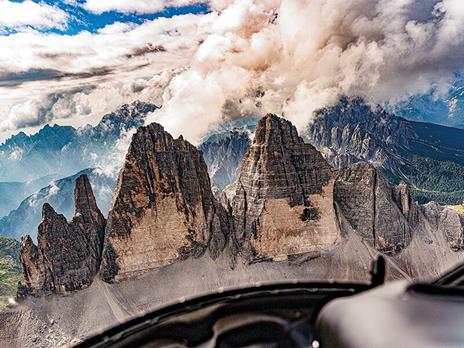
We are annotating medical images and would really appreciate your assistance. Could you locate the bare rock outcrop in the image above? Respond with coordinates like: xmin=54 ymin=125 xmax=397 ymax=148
xmin=334 ymin=163 xmax=411 ymax=254
xmin=100 ymin=122 xmax=232 ymax=282
xmin=19 ymin=174 xmax=106 ymax=295
xmin=232 ymin=114 xmax=341 ymax=262
xmin=412 ymin=201 xmax=464 ymax=252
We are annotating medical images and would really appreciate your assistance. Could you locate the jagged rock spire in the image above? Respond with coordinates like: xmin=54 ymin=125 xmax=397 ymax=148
xmin=100 ymin=122 xmax=232 ymax=282
xmin=19 ymin=174 xmax=106 ymax=295
xmin=232 ymin=114 xmax=340 ymax=261
xmin=75 ymin=174 xmax=102 ymax=220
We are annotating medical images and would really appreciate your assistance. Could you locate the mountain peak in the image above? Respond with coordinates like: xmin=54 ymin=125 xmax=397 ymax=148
xmin=42 ymin=202 xmax=58 ymax=221
xmin=97 ymin=100 xmax=159 ymax=132
xmin=254 ymin=114 xmax=302 ymax=146
xmin=19 ymin=178 xmax=106 ymax=295
xmin=101 ymin=121 xmax=231 ymax=282
xmin=74 ymin=174 xmax=102 ymax=223
xmin=232 ymin=114 xmax=339 ymax=261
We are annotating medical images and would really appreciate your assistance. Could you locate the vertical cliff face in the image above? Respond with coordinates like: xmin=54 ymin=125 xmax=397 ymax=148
xmin=232 ymin=114 xmax=340 ymax=261
xmin=19 ymin=174 xmax=106 ymax=295
xmin=100 ymin=122 xmax=231 ymax=282
xmin=334 ymin=163 xmax=411 ymax=254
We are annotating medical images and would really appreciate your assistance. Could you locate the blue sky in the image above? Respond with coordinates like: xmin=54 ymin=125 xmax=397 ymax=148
xmin=2 ymin=0 xmax=209 ymax=35
xmin=49 ymin=0 xmax=209 ymax=35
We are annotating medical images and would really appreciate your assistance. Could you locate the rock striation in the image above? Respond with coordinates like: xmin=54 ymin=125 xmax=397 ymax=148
xmin=100 ymin=122 xmax=232 ymax=282
xmin=334 ymin=163 xmax=411 ymax=254
xmin=232 ymin=114 xmax=340 ymax=261
xmin=19 ymin=174 xmax=106 ymax=295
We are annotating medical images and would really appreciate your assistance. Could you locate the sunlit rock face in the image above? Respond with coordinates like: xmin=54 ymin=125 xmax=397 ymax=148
xmin=232 ymin=114 xmax=341 ymax=262
xmin=100 ymin=122 xmax=232 ymax=282
xmin=19 ymin=174 xmax=106 ymax=295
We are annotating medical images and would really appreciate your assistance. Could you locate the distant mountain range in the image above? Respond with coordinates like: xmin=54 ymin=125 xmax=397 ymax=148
xmin=0 ymin=101 xmax=158 ymax=183
xmin=391 ymin=75 xmax=464 ymax=129
xmin=199 ymin=118 xmax=255 ymax=194
xmin=0 ymin=175 xmax=58 ymax=217
xmin=308 ymin=98 xmax=464 ymax=205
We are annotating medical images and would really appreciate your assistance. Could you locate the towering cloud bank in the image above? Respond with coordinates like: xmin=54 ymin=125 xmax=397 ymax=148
xmin=153 ymin=0 xmax=464 ymax=140
xmin=2 ymin=0 xmax=464 ymax=143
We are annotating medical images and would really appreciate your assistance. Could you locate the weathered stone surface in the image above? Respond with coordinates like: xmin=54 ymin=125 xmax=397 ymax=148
xmin=393 ymin=181 xmax=411 ymax=217
xmin=19 ymin=174 xmax=106 ymax=295
xmin=100 ymin=122 xmax=231 ymax=282
xmin=413 ymin=202 xmax=464 ymax=252
xmin=334 ymin=162 xmax=411 ymax=254
xmin=232 ymin=114 xmax=340 ymax=261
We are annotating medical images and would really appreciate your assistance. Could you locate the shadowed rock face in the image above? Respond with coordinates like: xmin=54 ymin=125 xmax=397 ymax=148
xmin=334 ymin=163 xmax=412 ymax=254
xmin=19 ymin=174 xmax=106 ymax=295
xmin=232 ymin=114 xmax=340 ymax=261
xmin=100 ymin=123 xmax=232 ymax=282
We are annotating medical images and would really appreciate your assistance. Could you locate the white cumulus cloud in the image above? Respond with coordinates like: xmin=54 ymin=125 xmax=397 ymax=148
xmin=0 ymin=0 xmax=68 ymax=32
xmin=149 ymin=0 xmax=464 ymax=140
xmin=2 ymin=0 xmax=464 ymax=144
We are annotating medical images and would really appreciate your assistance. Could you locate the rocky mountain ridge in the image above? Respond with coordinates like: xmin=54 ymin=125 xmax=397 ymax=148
xmin=0 ymin=101 xmax=158 ymax=183
xmin=0 ymin=114 xmax=463 ymax=347
xmin=307 ymin=97 xmax=464 ymax=205
xmin=19 ymin=175 xmax=106 ymax=296
xmin=15 ymin=114 xmax=464 ymax=294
